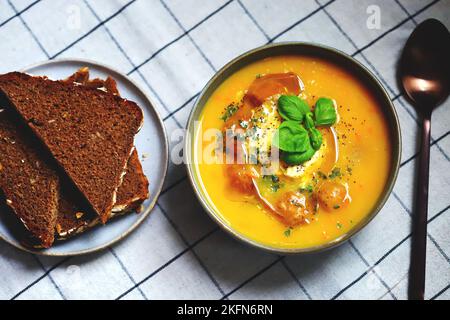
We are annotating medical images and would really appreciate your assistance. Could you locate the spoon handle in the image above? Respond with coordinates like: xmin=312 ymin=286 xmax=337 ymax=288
xmin=408 ymin=116 xmax=431 ymax=300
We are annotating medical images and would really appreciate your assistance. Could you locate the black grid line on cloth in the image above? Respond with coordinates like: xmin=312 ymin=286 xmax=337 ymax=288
xmin=156 ymin=203 xmax=226 ymax=297
xmin=332 ymin=205 xmax=450 ymax=300
xmin=109 ymin=247 xmax=148 ymax=300
xmin=50 ymin=0 xmax=137 ymax=59
xmin=392 ymin=191 xmax=450 ymax=265
xmin=220 ymin=256 xmax=284 ymax=300
xmin=401 ymin=131 xmax=450 ymax=168
xmin=81 ymin=0 xmax=183 ymax=128
xmin=0 ymin=0 xmax=41 ymax=28
xmin=7 ymin=0 xmax=50 ymax=58
xmin=159 ymin=0 xmax=217 ymax=73
xmin=268 ymin=0 xmax=337 ymax=43
xmin=280 ymin=259 xmax=312 ymax=300
xmin=31 ymin=254 xmax=66 ymax=300
xmin=349 ymin=241 xmax=397 ymax=300
xmin=116 ymin=226 xmax=220 ymax=300
xmin=127 ymin=0 xmax=234 ymax=75
xmin=6 ymin=0 xmax=448 ymax=300
xmin=351 ymin=0 xmax=440 ymax=57
xmin=377 ymin=272 xmax=408 ymax=300
xmin=431 ymin=282 xmax=450 ymax=300
xmin=236 ymin=0 xmax=271 ymax=41
xmin=11 ymin=257 xmax=70 ymax=300
xmin=394 ymin=0 xmax=418 ymax=26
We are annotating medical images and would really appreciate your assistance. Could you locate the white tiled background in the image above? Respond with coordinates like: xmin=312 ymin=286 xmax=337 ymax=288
xmin=0 ymin=0 xmax=449 ymax=300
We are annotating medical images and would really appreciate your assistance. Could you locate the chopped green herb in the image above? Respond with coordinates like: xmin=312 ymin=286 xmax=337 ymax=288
xmin=263 ymin=175 xmax=282 ymax=192
xmin=329 ymin=167 xmax=342 ymax=179
xmin=284 ymin=228 xmax=293 ymax=237
xmin=336 ymin=222 xmax=342 ymax=229
xmin=317 ymin=171 xmax=328 ymax=180
xmin=239 ymin=120 xmax=248 ymax=129
xmin=220 ymin=104 xmax=239 ymax=121
xmin=256 ymin=73 xmax=262 ymax=78
xmin=300 ymin=184 xmax=314 ymax=194
xmin=333 ymin=205 xmax=341 ymax=209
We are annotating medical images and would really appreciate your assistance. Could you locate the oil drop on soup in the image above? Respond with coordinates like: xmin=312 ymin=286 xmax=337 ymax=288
xmin=194 ymin=55 xmax=392 ymax=249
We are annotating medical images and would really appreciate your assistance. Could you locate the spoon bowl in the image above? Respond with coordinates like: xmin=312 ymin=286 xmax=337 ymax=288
xmin=399 ymin=19 xmax=450 ymax=114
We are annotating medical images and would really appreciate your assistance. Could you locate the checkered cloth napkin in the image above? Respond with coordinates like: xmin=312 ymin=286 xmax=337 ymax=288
xmin=0 ymin=0 xmax=449 ymax=300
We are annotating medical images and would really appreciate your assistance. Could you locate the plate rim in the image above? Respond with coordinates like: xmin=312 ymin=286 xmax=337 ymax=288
xmin=0 ymin=57 xmax=169 ymax=257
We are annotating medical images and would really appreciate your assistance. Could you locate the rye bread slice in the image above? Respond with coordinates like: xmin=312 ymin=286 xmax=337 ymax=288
xmin=0 ymin=108 xmax=58 ymax=248
xmin=56 ymin=149 xmax=149 ymax=239
xmin=0 ymin=72 xmax=144 ymax=223
xmin=56 ymin=70 xmax=149 ymax=239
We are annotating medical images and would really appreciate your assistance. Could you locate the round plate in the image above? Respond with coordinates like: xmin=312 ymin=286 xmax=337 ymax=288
xmin=0 ymin=59 xmax=168 ymax=256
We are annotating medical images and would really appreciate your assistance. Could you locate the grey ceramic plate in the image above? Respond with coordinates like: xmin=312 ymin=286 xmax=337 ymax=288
xmin=0 ymin=58 xmax=168 ymax=256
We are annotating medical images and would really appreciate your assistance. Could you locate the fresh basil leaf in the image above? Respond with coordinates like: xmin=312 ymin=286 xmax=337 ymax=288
xmin=304 ymin=112 xmax=315 ymax=129
xmin=314 ymin=97 xmax=337 ymax=126
xmin=309 ymin=128 xmax=323 ymax=150
xmin=282 ymin=147 xmax=316 ymax=165
xmin=278 ymin=95 xmax=310 ymax=121
xmin=272 ymin=121 xmax=309 ymax=152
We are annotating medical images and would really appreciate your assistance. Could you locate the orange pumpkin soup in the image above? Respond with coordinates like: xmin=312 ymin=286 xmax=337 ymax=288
xmin=193 ymin=55 xmax=392 ymax=249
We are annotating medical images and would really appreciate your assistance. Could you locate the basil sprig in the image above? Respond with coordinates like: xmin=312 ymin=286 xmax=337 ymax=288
xmin=273 ymin=95 xmax=337 ymax=165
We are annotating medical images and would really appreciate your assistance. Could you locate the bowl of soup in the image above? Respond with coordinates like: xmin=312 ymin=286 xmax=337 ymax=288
xmin=185 ymin=42 xmax=401 ymax=254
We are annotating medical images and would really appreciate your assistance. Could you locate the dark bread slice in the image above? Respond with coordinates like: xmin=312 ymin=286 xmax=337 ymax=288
xmin=55 ymin=149 xmax=149 ymax=239
xmin=55 ymin=70 xmax=149 ymax=239
xmin=0 ymin=72 xmax=144 ymax=223
xmin=0 ymin=108 xmax=58 ymax=248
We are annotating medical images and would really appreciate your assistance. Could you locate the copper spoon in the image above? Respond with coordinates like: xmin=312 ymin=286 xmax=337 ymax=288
xmin=398 ymin=19 xmax=450 ymax=300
